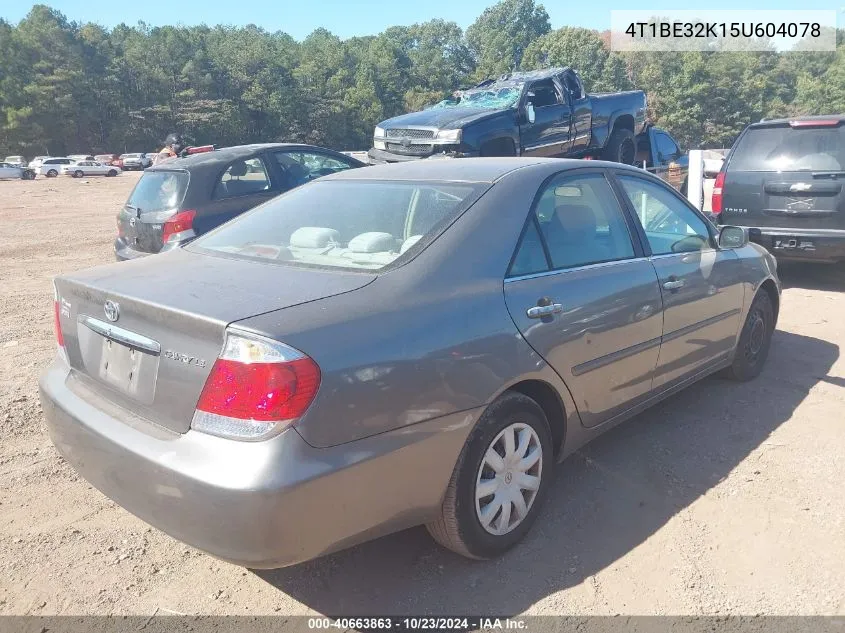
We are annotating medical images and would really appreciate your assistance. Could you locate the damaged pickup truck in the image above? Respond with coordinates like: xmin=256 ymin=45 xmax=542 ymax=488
xmin=368 ymin=67 xmax=647 ymax=165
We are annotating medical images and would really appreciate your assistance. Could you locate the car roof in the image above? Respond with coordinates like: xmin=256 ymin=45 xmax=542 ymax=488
xmin=147 ymin=143 xmax=353 ymax=172
xmin=322 ymin=157 xmax=648 ymax=184
xmin=751 ymin=114 xmax=845 ymax=128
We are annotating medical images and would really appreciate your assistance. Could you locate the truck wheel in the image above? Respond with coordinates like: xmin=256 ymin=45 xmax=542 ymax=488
xmin=603 ymin=127 xmax=636 ymax=165
xmin=480 ymin=138 xmax=516 ymax=157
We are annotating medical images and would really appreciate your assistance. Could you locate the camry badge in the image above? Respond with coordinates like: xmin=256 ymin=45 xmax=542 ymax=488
xmin=104 ymin=300 xmax=120 ymax=322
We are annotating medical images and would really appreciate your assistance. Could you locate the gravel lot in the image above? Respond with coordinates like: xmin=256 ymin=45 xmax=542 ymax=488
xmin=1 ymin=174 xmax=844 ymax=616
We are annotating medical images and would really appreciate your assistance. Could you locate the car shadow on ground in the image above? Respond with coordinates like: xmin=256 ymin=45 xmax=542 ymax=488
xmin=255 ymin=329 xmax=839 ymax=616
xmin=778 ymin=261 xmax=845 ymax=292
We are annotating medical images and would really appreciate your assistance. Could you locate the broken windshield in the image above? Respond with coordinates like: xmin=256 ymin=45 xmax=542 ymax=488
xmin=430 ymin=83 xmax=524 ymax=110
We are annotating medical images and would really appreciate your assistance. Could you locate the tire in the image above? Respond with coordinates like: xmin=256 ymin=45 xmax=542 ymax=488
xmin=722 ymin=291 xmax=775 ymax=382
xmin=426 ymin=391 xmax=554 ymax=559
xmin=46 ymin=169 xmax=58 ymax=178
xmin=22 ymin=171 xmax=35 ymax=180
xmin=602 ymin=127 xmax=636 ymax=165
xmin=107 ymin=170 xmax=117 ymax=177
xmin=479 ymin=138 xmax=517 ymax=157
xmin=73 ymin=170 xmax=83 ymax=178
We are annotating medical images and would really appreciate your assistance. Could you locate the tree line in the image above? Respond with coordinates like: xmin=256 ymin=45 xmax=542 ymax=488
xmin=0 ymin=0 xmax=843 ymax=157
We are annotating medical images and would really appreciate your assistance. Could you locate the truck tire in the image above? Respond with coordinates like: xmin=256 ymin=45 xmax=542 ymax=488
xmin=602 ymin=127 xmax=636 ymax=165
xmin=480 ymin=138 xmax=516 ymax=157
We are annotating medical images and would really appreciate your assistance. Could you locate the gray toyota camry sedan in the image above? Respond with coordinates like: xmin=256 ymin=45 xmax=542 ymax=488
xmin=40 ymin=158 xmax=780 ymax=568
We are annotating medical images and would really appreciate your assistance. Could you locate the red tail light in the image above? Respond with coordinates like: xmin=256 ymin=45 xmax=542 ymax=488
xmin=53 ymin=300 xmax=65 ymax=347
xmin=192 ymin=332 xmax=321 ymax=440
xmin=162 ymin=210 xmax=196 ymax=243
xmin=711 ymin=170 xmax=725 ymax=219
xmin=186 ymin=145 xmax=215 ymax=155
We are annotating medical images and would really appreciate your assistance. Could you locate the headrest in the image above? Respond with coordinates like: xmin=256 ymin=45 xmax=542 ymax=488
xmin=348 ymin=232 xmax=395 ymax=253
xmin=289 ymin=226 xmax=340 ymax=248
xmin=228 ymin=160 xmax=248 ymax=177
xmin=400 ymin=235 xmax=423 ymax=254
xmin=553 ymin=203 xmax=597 ymax=243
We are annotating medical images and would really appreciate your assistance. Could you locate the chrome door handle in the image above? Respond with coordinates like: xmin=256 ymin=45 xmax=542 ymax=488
xmin=663 ymin=280 xmax=685 ymax=290
xmin=526 ymin=303 xmax=563 ymax=318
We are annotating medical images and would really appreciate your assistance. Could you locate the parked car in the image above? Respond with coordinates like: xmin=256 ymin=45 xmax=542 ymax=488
xmin=38 ymin=157 xmax=74 ymax=177
xmin=369 ymin=67 xmax=647 ymax=165
xmin=28 ymin=156 xmax=51 ymax=170
xmin=95 ymin=154 xmax=121 ymax=166
xmin=715 ymin=115 xmax=845 ymax=263
xmin=635 ymin=125 xmax=689 ymax=194
xmin=3 ymin=155 xmax=26 ymax=167
xmin=68 ymin=154 xmax=95 ymax=162
xmin=41 ymin=158 xmax=780 ymax=568
xmin=119 ymin=153 xmax=153 ymax=170
xmin=60 ymin=160 xmax=121 ymax=178
xmin=114 ymin=143 xmax=365 ymax=261
xmin=0 ymin=162 xmax=36 ymax=180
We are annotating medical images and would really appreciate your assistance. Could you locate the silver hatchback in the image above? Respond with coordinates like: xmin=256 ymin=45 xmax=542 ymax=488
xmin=40 ymin=158 xmax=780 ymax=568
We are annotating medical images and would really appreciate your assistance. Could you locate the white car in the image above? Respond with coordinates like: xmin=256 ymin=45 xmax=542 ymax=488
xmin=29 ymin=155 xmax=51 ymax=169
xmin=0 ymin=162 xmax=36 ymax=180
xmin=60 ymin=160 xmax=121 ymax=178
xmin=38 ymin=157 xmax=74 ymax=177
xmin=3 ymin=156 xmax=26 ymax=168
xmin=119 ymin=153 xmax=153 ymax=170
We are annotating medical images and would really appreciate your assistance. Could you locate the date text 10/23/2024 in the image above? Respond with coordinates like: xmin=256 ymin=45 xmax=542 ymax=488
xmin=308 ymin=618 xmax=528 ymax=631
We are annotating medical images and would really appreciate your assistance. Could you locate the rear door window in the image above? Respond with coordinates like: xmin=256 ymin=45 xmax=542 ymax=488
xmin=730 ymin=124 xmax=845 ymax=172
xmin=214 ymin=157 xmax=271 ymax=199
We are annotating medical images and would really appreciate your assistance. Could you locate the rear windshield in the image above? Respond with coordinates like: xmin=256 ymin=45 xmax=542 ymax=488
xmin=730 ymin=124 xmax=845 ymax=172
xmin=126 ymin=170 xmax=189 ymax=212
xmin=191 ymin=180 xmax=486 ymax=271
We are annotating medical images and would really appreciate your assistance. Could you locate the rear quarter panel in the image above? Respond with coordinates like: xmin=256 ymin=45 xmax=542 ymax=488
xmin=588 ymin=91 xmax=648 ymax=148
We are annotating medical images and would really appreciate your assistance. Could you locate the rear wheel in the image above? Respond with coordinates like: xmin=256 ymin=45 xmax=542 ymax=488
xmin=107 ymin=169 xmax=118 ymax=177
xmin=73 ymin=170 xmax=84 ymax=178
xmin=22 ymin=171 xmax=35 ymax=180
xmin=602 ymin=127 xmax=636 ymax=165
xmin=46 ymin=169 xmax=58 ymax=178
xmin=723 ymin=291 xmax=775 ymax=381
xmin=426 ymin=391 xmax=553 ymax=559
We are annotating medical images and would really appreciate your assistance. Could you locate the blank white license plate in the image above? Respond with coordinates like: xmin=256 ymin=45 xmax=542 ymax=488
xmin=98 ymin=338 xmax=144 ymax=394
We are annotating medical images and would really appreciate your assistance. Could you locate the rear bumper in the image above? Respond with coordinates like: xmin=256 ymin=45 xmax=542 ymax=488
xmin=113 ymin=238 xmax=155 ymax=261
xmin=38 ymin=356 xmax=475 ymax=568
xmin=749 ymin=227 xmax=845 ymax=263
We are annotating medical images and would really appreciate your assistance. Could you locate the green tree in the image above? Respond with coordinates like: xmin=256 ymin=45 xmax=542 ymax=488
xmin=466 ymin=0 xmax=550 ymax=79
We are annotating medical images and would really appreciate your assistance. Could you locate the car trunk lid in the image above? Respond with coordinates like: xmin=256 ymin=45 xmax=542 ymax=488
xmin=55 ymin=249 xmax=375 ymax=434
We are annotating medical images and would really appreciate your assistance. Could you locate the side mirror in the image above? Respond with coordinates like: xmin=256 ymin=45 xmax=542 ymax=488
xmin=526 ymin=102 xmax=536 ymax=124
xmin=718 ymin=225 xmax=749 ymax=249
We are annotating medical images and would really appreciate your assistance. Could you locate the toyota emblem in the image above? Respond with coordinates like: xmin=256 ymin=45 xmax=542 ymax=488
xmin=104 ymin=300 xmax=120 ymax=322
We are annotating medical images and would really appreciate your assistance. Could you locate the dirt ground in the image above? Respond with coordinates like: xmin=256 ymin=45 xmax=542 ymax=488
xmin=1 ymin=174 xmax=844 ymax=616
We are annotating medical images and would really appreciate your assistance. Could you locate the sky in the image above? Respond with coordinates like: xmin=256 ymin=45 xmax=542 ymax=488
xmin=1 ymin=0 xmax=841 ymax=40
